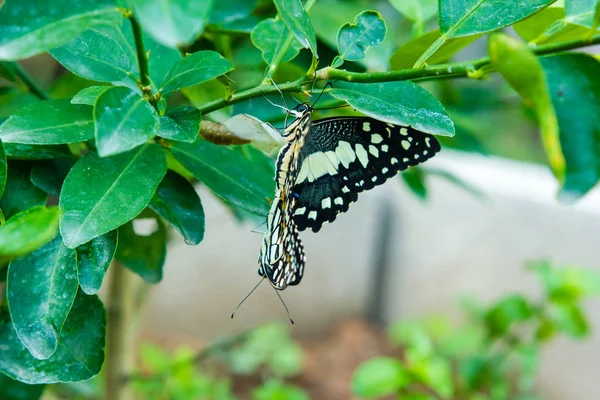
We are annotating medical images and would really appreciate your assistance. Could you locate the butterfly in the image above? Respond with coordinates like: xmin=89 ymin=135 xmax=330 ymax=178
xmin=257 ymin=101 xmax=441 ymax=290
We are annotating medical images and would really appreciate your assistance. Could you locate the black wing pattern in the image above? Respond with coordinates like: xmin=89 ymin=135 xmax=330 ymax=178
xmin=292 ymin=117 xmax=441 ymax=232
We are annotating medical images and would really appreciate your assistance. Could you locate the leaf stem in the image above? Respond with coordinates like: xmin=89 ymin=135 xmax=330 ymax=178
xmin=127 ymin=14 xmax=156 ymax=108
xmin=9 ymin=62 xmax=49 ymax=100
xmin=198 ymin=33 xmax=600 ymax=116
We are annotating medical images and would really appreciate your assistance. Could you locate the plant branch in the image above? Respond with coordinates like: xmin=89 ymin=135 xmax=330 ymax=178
xmin=127 ymin=14 xmax=156 ymax=107
xmin=9 ymin=62 xmax=49 ymax=100
xmin=197 ymin=33 xmax=600 ymax=116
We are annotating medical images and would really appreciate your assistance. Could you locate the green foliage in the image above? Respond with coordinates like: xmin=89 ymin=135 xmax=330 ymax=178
xmin=0 ymin=0 xmax=600 ymax=397
xmin=353 ymin=262 xmax=600 ymax=399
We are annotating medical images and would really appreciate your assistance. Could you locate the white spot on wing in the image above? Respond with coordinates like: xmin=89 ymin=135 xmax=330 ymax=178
xmin=308 ymin=211 xmax=317 ymax=220
xmin=342 ymin=186 xmax=350 ymax=193
xmin=355 ymin=144 xmax=369 ymax=167
xmin=334 ymin=197 xmax=343 ymax=205
xmin=371 ymin=134 xmax=383 ymax=144
xmin=381 ymin=144 xmax=389 ymax=152
xmin=369 ymin=145 xmax=379 ymax=157
xmin=336 ymin=141 xmax=356 ymax=169
xmin=294 ymin=207 xmax=306 ymax=216
xmin=321 ymin=198 xmax=331 ymax=209
xmin=401 ymin=140 xmax=410 ymax=150
xmin=382 ymin=167 xmax=389 ymax=174
xmin=400 ymin=128 xmax=408 ymax=136
xmin=363 ymin=122 xmax=371 ymax=132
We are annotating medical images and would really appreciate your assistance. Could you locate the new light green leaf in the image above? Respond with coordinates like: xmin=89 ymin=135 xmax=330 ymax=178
xmin=169 ymin=139 xmax=273 ymax=216
xmin=336 ymin=11 xmax=386 ymax=65
xmin=565 ymin=0 xmax=600 ymax=27
xmin=7 ymin=235 xmax=78 ymax=360
xmin=352 ymin=357 xmax=409 ymax=398
xmin=77 ymin=231 xmax=118 ymax=295
xmin=489 ymin=33 xmax=563 ymax=180
xmin=0 ymin=206 xmax=59 ymax=257
xmin=130 ymin=0 xmax=215 ymax=48
xmin=0 ymin=291 xmax=106 ymax=384
xmin=389 ymin=0 xmax=437 ymax=23
xmin=273 ymin=0 xmax=318 ymax=56
xmin=513 ymin=7 xmax=592 ymax=44
xmin=328 ymin=81 xmax=454 ymax=136
xmin=149 ymin=171 xmax=205 ymax=245
xmin=0 ymin=1 xmax=123 ymax=61
xmin=59 ymin=144 xmax=167 ymax=249
xmin=50 ymin=28 xmax=133 ymax=87
xmin=251 ymin=18 xmax=304 ymax=65
xmin=156 ymin=106 xmax=201 ymax=143
xmin=0 ymin=100 xmax=94 ymax=145
xmin=71 ymin=86 xmax=109 ymax=106
xmin=116 ymin=219 xmax=166 ymax=283
xmin=415 ymin=0 xmax=553 ymax=67
xmin=160 ymin=51 xmax=233 ymax=94
xmin=94 ymin=86 xmax=159 ymax=157
xmin=540 ymin=54 xmax=600 ymax=202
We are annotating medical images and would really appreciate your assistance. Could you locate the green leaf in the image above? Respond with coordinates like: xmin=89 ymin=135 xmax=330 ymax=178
xmin=390 ymin=30 xmax=480 ymax=70
xmin=409 ymin=356 xmax=454 ymax=398
xmin=116 ymin=219 xmax=166 ymax=283
xmin=0 ymin=374 xmax=44 ymax=400
xmin=30 ymin=159 xmax=74 ymax=196
xmin=489 ymin=33 xmax=563 ymax=180
xmin=328 ymin=81 xmax=455 ymax=136
xmin=415 ymin=0 xmax=553 ymax=66
xmin=0 ymin=206 xmax=59 ymax=257
xmin=156 ymin=106 xmax=201 ymax=143
xmin=273 ymin=0 xmax=318 ymax=56
xmin=0 ymin=291 xmax=106 ymax=384
xmin=0 ymin=1 xmax=123 ymax=61
xmin=336 ymin=11 xmax=386 ymax=66
xmin=0 ymin=100 xmax=94 ymax=145
xmin=149 ymin=171 xmax=204 ymax=246
xmin=77 ymin=231 xmax=118 ymax=295
xmin=71 ymin=86 xmax=110 ymax=106
xmin=514 ymin=7 xmax=592 ymax=44
xmin=59 ymin=144 xmax=167 ymax=249
xmin=130 ymin=0 xmax=214 ymax=48
xmin=3 ymin=144 xmax=72 ymax=160
xmin=0 ymin=162 xmax=48 ymax=219
xmin=7 ymin=234 xmax=78 ymax=360
xmin=550 ymin=303 xmax=589 ymax=337
xmin=540 ymin=53 xmax=600 ymax=202
xmin=401 ymin=167 xmax=427 ymax=200
xmin=252 ymin=380 xmax=309 ymax=400
xmin=389 ymin=0 xmax=438 ymax=23
xmin=530 ymin=261 xmax=600 ymax=303
xmin=352 ymin=357 xmax=409 ymax=398
xmin=169 ymin=140 xmax=273 ymax=216
xmin=0 ymin=140 xmax=6 ymax=198
xmin=160 ymin=51 xmax=233 ymax=94
xmin=565 ymin=0 xmax=600 ymax=27
xmin=484 ymin=295 xmax=533 ymax=337
xmin=251 ymin=18 xmax=304 ymax=65
xmin=49 ymin=28 xmax=134 ymax=87
xmin=94 ymin=86 xmax=159 ymax=157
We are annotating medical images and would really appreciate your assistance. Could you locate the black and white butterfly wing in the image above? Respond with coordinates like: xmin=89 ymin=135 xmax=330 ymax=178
xmin=291 ymin=117 xmax=441 ymax=232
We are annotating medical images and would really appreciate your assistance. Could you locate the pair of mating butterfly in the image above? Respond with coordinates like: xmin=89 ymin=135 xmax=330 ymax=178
xmin=232 ymin=83 xmax=441 ymax=320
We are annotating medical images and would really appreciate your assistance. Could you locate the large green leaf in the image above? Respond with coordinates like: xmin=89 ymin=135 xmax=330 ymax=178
xmin=0 ymin=100 xmax=94 ymax=145
xmin=71 ymin=86 xmax=109 ymax=106
xmin=0 ymin=206 xmax=59 ymax=257
xmin=513 ymin=7 xmax=592 ymax=44
xmin=77 ymin=230 xmax=118 ymax=295
xmin=50 ymin=28 xmax=134 ymax=88
xmin=273 ymin=0 xmax=318 ymax=56
xmin=414 ymin=0 xmax=553 ymax=66
xmin=0 ymin=374 xmax=44 ymax=400
xmin=0 ymin=291 xmax=106 ymax=384
xmin=328 ymin=81 xmax=454 ymax=136
xmin=130 ymin=0 xmax=214 ymax=48
xmin=7 ymin=235 xmax=78 ymax=360
xmin=59 ymin=144 xmax=167 ymax=248
xmin=489 ymin=33 xmax=563 ymax=180
xmin=149 ymin=171 xmax=204 ymax=245
xmin=116 ymin=218 xmax=166 ymax=283
xmin=251 ymin=18 xmax=304 ymax=65
xmin=540 ymin=54 xmax=600 ymax=202
xmin=3 ymin=144 xmax=72 ymax=160
xmin=0 ymin=0 xmax=122 ymax=61
xmin=169 ymin=140 xmax=273 ymax=216
xmin=390 ymin=30 xmax=480 ymax=70
xmin=352 ymin=357 xmax=409 ymax=398
xmin=0 ymin=140 xmax=6 ymax=198
xmin=334 ymin=10 xmax=386 ymax=67
xmin=565 ymin=0 xmax=600 ymax=27
xmin=160 ymin=51 xmax=233 ymax=94
xmin=0 ymin=162 xmax=48 ymax=219
xmin=93 ymin=86 xmax=159 ymax=157
xmin=156 ymin=106 xmax=201 ymax=143
xmin=30 ymin=159 xmax=74 ymax=196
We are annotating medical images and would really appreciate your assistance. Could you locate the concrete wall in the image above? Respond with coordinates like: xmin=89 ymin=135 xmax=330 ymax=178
xmin=144 ymin=150 xmax=600 ymax=399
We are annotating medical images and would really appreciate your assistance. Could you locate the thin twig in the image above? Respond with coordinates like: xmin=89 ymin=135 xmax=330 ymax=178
xmin=9 ymin=62 xmax=49 ymax=100
xmin=127 ymin=14 xmax=157 ymax=108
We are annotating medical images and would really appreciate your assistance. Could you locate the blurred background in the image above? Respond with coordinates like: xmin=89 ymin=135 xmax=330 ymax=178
xmin=3 ymin=0 xmax=600 ymax=399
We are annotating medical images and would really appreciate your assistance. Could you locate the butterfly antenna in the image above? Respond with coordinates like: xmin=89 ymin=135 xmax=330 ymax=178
xmin=231 ymin=278 xmax=265 ymax=319
xmin=261 ymin=90 xmax=291 ymax=114
xmin=269 ymin=76 xmax=289 ymax=111
xmin=275 ymin=289 xmax=295 ymax=324
xmin=289 ymin=93 xmax=302 ymax=105
xmin=311 ymin=81 xmax=333 ymax=108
